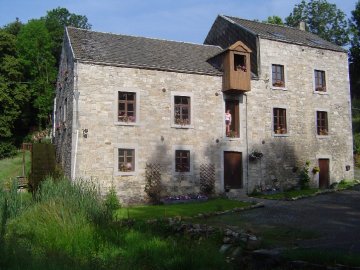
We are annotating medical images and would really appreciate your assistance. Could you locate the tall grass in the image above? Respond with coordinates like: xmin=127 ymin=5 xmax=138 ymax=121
xmin=1 ymin=177 xmax=230 ymax=270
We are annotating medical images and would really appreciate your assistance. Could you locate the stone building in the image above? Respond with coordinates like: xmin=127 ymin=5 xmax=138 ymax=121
xmin=54 ymin=15 xmax=353 ymax=203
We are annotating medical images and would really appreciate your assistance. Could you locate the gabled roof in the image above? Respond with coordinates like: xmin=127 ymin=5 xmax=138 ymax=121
xmin=222 ymin=15 xmax=346 ymax=52
xmin=66 ymin=27 xmax=222 ymax=76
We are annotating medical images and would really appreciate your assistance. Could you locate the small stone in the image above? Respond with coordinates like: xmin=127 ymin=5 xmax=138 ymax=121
xmin=231 ymin=247 xmax=242 ymax=258
xmin=219 ymin=244 xmax=232 ymax=253
xmin=223 ymin=237 xmax=232 ymax=244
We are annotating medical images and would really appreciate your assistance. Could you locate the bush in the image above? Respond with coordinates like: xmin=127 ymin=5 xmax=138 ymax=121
xmin=104 ymin=186 xmax=121 ymax=214
xmin=0 ymin=141 xmax=17 ymax=160
xmin=299 ymin=161 xmax=310 ymax=190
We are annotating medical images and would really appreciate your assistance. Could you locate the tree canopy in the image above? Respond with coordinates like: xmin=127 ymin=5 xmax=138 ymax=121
xmin=285 ymin=0 xmax=349 ymax=46
xmin=263 ymin=16 xmax=284 ymax=25
xmin=350 ymin=1 xmax=360 ymax=98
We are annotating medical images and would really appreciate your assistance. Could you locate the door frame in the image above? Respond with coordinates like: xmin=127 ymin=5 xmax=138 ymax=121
xmin=315 ymin=155 xmax=332 ymax=187
xmin=220 ymin=147 xmax=247 ymax=191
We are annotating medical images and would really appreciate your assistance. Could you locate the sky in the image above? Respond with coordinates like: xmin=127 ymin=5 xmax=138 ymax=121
xmin=0 ymin=0 xmax=358 ymax=44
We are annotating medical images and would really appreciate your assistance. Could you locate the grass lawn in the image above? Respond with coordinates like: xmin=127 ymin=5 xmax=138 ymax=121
xmin=0 ymin=151 xmax=31 ymax=186
xmin=115 ymin=198 xmax=253 ymax=220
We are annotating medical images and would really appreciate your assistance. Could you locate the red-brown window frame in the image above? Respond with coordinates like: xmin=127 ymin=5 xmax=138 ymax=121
xmin=175 ymin=150 xmax=190 ymax=172
xmin=317 ymin=111 xmax=328 ymax=135
xmin=272 ymin=64 xmax=285 ymax=87
xmin=314 ymin=70 xmax=326 ymax=92
xmin=118 ymin=92 xmax=136 ymax=122
xmin=118 ymin=148 xmax=135 ymax=172
xmin=273 ymin=108 xmax=287 ymax=134
xmin=174 ymin=96 xmax=190 ymax=125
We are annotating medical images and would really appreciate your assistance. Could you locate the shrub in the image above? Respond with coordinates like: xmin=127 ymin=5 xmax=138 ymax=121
xmin=299 ymin=161 xmax=310 ymax=189
xmin=104 ymin=186 xmax=121 ymax=215
xmin=0 ymin=141 xmax=17 ymax=160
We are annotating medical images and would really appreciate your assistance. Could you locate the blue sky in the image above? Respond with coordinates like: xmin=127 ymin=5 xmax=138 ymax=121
xmin=0 ymin=0 xmax=357 ymax=43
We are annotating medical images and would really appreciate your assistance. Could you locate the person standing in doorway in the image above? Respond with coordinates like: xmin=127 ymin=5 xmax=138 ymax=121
xmin=225 ymin=109 xmax=232 ymax=137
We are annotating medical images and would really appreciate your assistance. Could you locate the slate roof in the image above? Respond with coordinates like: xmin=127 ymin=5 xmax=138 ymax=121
xmin=66 ymin=27 xmax=222 ymax=75
xmin=223 ymin=15 xmax=346 ymax=52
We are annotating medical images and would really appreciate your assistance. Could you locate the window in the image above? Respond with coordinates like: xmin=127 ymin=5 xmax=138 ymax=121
xmin=272 ymin=64 xmax=285 ymax=88
xmin=317 ymin=111 xmax=328 ymax=135
xmin=118 ymin=92 xmax=136 ymax=123
xmin=175 ymin=150 xmax=190 ymax=172
xmin=174 ymin=96 xmax=190 ymax=126
xmin=118 ymin=149 xmax=135 ymax=172
xmin=273 ymin=108 xmax=287 ymax=134
xmin=225 ymin=99 xmax=239 ymax=138
xmin=314 ymin=70 xmax=326 ymax=92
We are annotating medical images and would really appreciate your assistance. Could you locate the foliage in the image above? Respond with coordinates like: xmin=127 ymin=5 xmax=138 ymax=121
xmin=336 ymin=179 xmax=360 ymax=190
xmin=350 ymin=1 xmax=360 ymax=98
xmin=42 ymin=7 xmax=91 ymax=63
xmin=249 ymin=150 xmax=263 ymax=161
xmin=2 ymin=18 xmax=23 ymax=36
xmin=144 ymin=163 xmax=163 ymax=204
xmin=115 ymin=198 xmax=252 ymax=220
xmin=104 ymin=186 xmax=121 ymax=214
xmin=17 ymin=19 xmax=57 ymax=129
xmin=312 ymin=166 xmax=320 ymax=174
xmin=285 ymin=0 xmax=349 ymax=46
xmin=1 ymin=177 xmax=231 ymax=270
xmin=0 ymin=29 xmax=30 ymax=155
xmin=263 ymin=15 xmax=284 ymax=25
xmin=0 ymin=141 xmax=17 ymax=160
xmin=299 ymin=161 xmax=311 ymax=189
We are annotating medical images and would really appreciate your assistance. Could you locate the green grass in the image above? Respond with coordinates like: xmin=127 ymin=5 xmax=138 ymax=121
xmin=284 ymin=248 xmax=360 ymax=267
xmin=336 ymin=179 xmax=360 ymax=190
xmin=115 ymin=198 xmax=253 ymax=220
xmin=0 ymin=150 xmax=31 ymax=186
xmin=252 ymin=188 xmax=320 ymax=200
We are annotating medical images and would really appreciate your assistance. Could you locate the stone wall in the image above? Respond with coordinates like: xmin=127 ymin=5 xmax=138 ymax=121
xmin=245 ymin=39 xmax=353 ymax=191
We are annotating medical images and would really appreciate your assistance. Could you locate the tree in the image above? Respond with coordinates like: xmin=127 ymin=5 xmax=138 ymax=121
xmin=42 ymin=7 xmax=91 ymax=62
xmin=0 ymin=30 xmax=30 ymax=157
xmin=285 ymin=0 xmax=349 ymax=46
xmin=350 ymin=1 xmax=360 ymax=98
xmin=2 ymin=18 xmax=23 ymax=36
xmin=263 ymin=16 xmax=284 ymax=25
xmin=17 ymin=20 xmax=56 ymax=129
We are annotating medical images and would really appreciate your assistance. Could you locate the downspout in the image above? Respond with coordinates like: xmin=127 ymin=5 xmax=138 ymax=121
xmin=244 ymin=93 xmax=249 ymax=194
xmin=72 ymin=60 xmax=80 ymax=180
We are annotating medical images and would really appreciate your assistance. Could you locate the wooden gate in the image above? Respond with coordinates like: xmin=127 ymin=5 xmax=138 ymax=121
xmin=224 ymin=151 xmax=243 ymax=189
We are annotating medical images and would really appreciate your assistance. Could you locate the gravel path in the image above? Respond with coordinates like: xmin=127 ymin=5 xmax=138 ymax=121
xmin=210 ymin=187 xmax=360 ymax=253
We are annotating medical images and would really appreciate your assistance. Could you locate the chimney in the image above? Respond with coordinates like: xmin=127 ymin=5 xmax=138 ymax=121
xmin=299 ymin=21 xmax=306 ymax=31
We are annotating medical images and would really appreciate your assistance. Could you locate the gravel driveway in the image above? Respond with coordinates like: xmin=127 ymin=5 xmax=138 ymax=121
xmin=207 ymin=187 xmax=360 ymax=253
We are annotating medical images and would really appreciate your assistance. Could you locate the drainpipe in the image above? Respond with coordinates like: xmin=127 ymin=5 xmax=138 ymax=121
xmin=72 ymin=61 xmax=79 ymax=180
xmin=244 ymin=93 xmax=250 ymax=194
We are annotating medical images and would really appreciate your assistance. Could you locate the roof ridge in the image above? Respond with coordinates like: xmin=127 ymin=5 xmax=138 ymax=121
xmin=66 ymin=26 xmax=222 ymax=49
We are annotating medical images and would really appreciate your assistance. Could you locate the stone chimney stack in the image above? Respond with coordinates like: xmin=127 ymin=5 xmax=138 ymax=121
xmin=299 ymin=21 xmax=306 ymax=31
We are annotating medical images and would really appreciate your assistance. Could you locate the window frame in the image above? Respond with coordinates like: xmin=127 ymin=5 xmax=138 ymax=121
xmin=224 ymin=97 xmax=241 ymax=139
xmin=114 ymin=89 xmax=140 ymax=126
xmin=172 ymin=145 xmax=194 ymax=176
xmin=272 ymin=107 xmax=289 ymax=136
xmin=171 ymin=92 xmax=194 ymax=129
xmin=316 ymin=110 xmax=329 ymax=137
xmin=114 ymin=144 xmax=138 ymax=176
xmin=271 ymin=64 xmax=287 ymax=90
xmin=313 ymin=69 xmax=328 ymax=94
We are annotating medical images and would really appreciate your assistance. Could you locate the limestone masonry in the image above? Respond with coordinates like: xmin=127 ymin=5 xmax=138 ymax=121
xmin=54 ymin=15 xmax=353 ymax=204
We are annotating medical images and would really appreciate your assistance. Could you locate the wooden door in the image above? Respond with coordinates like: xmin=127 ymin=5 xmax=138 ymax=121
xmin=224 ymin=151 xmax=243 ymax=189
xmin=318 ymin=159 xmax=330 ymax=189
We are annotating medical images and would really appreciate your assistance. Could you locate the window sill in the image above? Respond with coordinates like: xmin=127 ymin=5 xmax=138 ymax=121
xmin=272 ymin=86 xmax=287 ymax=91
xmin=316 ymin=135 xmax=329 ymax=139
xmin=224 ymin=136 xmax=241 ymax=141
xmin=171 ymin=124 xmax=194 ymax=129
xmin=114 ymin=122 xmax=139 ymax=126
xmin=273 ymin=133 xmax=289 ymax=137
xmin=174 ymin=171 xmax=193 ymax=176
xmin=114 ymin=171 xmax=137 ymax=176
xmin=313 ymin=91 xmax=328 ymax=95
